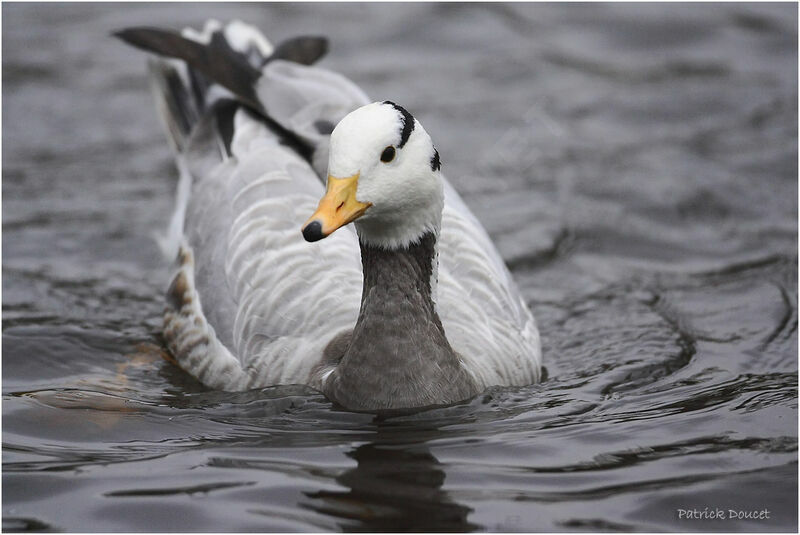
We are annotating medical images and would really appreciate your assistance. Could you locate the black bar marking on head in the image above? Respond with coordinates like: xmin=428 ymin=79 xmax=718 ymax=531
xmin=431 ymin=148 xmax=441 ymax=171
xmin=383 ymin=101 xmax=415 ymax=148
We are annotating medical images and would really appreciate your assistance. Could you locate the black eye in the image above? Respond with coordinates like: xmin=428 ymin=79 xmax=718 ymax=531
xmin=380 ymin=146 xmax=396 ymax=163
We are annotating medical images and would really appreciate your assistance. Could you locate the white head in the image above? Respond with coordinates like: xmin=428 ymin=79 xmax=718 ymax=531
xmin=302 ymin=101 xmax=443 ymax=249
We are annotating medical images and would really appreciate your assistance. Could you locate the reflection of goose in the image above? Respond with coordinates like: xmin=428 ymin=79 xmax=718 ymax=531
xmin=116 ymin=20 xmax=541 ymax=411
xmin=304 ymin=431 xmax=478 ymax=531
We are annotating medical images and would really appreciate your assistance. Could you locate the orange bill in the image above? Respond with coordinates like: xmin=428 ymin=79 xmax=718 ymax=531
xmin=302 ymin=173 xmax=371 ymax=242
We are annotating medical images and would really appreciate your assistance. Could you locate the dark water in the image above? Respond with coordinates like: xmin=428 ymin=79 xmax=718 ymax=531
xmin=3 ymin=3 xmax=798 ymax=532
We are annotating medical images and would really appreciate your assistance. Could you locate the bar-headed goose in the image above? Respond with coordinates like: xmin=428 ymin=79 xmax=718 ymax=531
xmin=116 ymin=20 xmax=541 ymax=411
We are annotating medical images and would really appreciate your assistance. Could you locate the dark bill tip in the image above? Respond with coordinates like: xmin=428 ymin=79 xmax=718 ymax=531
xmin=302 ymin=220 xmax=326 ymax=242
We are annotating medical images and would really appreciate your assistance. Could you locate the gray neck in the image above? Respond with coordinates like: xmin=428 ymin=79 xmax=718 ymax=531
xmin=323 ymin=231 xmax=478 ymax=411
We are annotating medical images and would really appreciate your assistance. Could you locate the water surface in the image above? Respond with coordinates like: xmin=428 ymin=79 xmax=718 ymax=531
xmin=3 ymin=3 xmax=798 ymax=532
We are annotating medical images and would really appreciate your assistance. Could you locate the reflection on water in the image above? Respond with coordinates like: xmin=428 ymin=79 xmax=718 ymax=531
xmin=3 ymin=2 xmax=798 ymax=532
xmin=305 ymin=431 xmax=478 ymax=532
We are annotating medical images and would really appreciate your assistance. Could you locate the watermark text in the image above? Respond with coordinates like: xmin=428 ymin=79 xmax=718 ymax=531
xmin=677 ymin=507 xmax=771 ymax=521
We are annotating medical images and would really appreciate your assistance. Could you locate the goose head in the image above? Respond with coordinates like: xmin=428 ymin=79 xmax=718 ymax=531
xmin=301 ymin=101 xmax=443 ymax=249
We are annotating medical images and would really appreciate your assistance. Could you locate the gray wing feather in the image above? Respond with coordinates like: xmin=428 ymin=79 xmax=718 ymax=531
xmin=437 ymin=180 xmax=542 ymax=387
xmin=255 ymin=61 xmax=370 ymax=177
xmin=183 ymin=109 xmax=361 ymax=388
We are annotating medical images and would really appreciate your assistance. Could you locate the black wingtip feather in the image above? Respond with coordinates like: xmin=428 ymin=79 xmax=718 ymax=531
xmin=270 ymin=36 xmax=329 ymax=66
xmin=114 ymin=26 xmax=264 ymax=114
xmin=115 ymin=24 xmax=318 ymax=162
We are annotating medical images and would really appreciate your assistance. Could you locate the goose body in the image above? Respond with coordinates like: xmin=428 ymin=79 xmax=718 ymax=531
xmin=119 ymin=20 xmax=541 ymax=410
